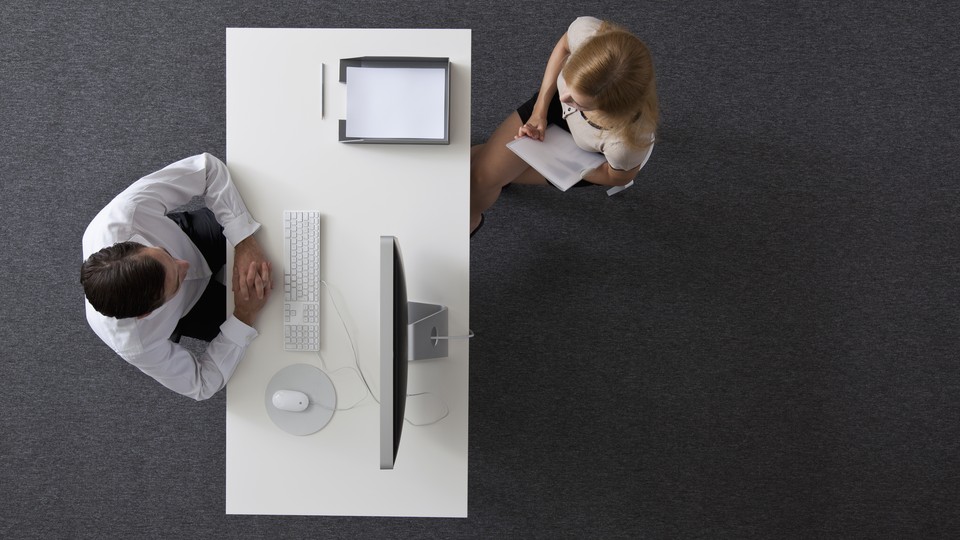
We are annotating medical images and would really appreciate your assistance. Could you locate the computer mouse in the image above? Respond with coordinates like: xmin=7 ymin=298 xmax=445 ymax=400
xmin=272 ymin=389 xmax=310 ymax=412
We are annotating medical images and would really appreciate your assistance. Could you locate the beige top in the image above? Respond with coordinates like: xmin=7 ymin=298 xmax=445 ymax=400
xmin=557 ymin=16 xmax=655 ymax=171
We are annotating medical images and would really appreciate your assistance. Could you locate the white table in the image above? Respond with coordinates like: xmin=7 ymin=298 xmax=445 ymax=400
xmin=224 ymin=28 xmax=471 ymax=517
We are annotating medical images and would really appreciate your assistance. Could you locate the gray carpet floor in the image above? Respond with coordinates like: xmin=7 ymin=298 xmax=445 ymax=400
xmin=2 ymin=1 xmax=959 ymax=538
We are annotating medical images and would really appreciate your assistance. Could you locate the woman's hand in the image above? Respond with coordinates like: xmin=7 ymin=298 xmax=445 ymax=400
xmin=516 ymin=113 xmax=548 ymax=141
xmin=516 ymin=32 xmax=570 ymax=142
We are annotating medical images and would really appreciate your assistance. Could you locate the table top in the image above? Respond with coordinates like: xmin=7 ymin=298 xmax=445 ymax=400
xmin=224 ymin=27 xmax=471 ymax=517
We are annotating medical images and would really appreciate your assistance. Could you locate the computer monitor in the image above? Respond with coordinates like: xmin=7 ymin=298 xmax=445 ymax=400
xmin=379 ymin=236 xmax=449 ymax=470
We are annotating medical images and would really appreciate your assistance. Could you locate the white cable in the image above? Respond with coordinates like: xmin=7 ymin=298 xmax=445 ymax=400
xmin=306 ymin=401 xmax=335 ymax=412
xmin=316 ymin=280 xmax=377 ymax=410
xmin=403 ymin=392 xmax=450 ymax=426
xmin=315 ymin=279 xmax=451 ymax=425
xmin=432 ymin=330 xmax=475 ymax=340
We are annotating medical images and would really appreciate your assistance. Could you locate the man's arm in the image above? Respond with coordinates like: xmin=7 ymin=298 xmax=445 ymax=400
xmin=234 ymin=237 xmax=273 ymax=298
xmin=127 ymin=153 xmax=272 ymax=292
xmin=132 ymin=318 xmax=256 ymax=401
xmin=197 ymin=153 xmax=261 ymax=246
xmin=121 ymin=153 xmax=261 ymax=246
xmin=128 ymin=260 xmax=271 ymax=401
xmin=233 ymin=260 xmax=271 ymax=320
xmin=197 ymin=153 xmax=273 ymax=291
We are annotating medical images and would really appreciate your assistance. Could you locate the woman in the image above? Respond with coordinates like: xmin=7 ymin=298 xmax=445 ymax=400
xmin=470 ymin=16 xmax=659 ymax=235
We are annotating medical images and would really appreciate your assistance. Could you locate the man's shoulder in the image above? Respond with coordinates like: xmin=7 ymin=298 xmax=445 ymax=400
xmin=82 ymin=197 xmax=137 ymax=257
xmin=85 ymin=301 xmax=147 ymax=358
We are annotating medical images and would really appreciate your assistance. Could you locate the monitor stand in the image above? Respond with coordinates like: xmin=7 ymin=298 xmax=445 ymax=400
xmin=408 ymin=301 xmax=448 ymax=361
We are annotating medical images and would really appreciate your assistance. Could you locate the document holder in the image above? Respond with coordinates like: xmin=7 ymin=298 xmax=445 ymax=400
xmin=339 ymin=56 xmax=450 ymax=144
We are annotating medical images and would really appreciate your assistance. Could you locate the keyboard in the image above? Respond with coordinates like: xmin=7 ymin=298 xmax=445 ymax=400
xmin=282 ymin=211 xmax=320 ymax=351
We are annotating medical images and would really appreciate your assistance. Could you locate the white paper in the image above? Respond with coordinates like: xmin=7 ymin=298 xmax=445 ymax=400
xmin=345 ymin=66 xmax=446 ymax=139
xmin=506 ymin=125 xmax=607 ymax=191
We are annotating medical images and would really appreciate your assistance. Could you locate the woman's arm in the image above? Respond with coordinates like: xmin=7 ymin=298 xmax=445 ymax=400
xmin=581 ymin=162 xmax=642 ymax=187
xmin=517 ymin=33 xmax=571 ymax=141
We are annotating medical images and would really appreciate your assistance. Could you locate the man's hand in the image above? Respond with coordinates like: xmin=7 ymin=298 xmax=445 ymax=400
xmin=233 ymin=261 xmax=271 ymax=326
xmin=234 ymin=235 xmax=272 ymax=294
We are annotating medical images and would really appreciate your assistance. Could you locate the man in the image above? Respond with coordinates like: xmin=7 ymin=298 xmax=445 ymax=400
xmin=81 ymin=153 xmax=271 ymax=400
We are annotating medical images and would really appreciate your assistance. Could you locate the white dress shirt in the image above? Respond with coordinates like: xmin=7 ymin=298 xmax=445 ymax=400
xmin=82 ymin=153 xmax=261 ymax=401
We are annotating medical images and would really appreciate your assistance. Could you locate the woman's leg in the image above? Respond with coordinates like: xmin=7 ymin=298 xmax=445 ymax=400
xmin=470 ymin=112 xmax=548 ymax=231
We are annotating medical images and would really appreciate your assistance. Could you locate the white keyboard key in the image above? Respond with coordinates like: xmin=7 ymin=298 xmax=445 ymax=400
xmin=282 ymin=211 xmax=321 ymax=352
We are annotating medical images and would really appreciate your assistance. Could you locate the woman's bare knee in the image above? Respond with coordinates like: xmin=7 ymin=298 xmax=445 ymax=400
xmin=470 ymin=159 xmax=499 ymax=192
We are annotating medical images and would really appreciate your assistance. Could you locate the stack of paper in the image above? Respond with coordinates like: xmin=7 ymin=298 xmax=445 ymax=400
xmin=506 ymin=125 xmax=606 ymax=191
xmin=345 ymin=66 xmax=447 ymax=140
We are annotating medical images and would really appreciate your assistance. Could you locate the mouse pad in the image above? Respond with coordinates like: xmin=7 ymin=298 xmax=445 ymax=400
xmin=264 ymin=363 xmax=337 ymax=436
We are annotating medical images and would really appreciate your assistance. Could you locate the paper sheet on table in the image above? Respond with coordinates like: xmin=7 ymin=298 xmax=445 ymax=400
xmin=345 ymin=66 xmax=446 ymax=139
xmin=506 ymin=125 xmax=607 ymax=191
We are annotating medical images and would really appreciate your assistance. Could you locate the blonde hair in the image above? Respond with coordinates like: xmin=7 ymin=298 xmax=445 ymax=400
xmin=562 ymin=21 xmax=658 ymax=151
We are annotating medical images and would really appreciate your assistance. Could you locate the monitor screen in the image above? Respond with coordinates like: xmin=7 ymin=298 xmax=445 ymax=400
xmin=380 ymin=236 xmax=408 ymax=469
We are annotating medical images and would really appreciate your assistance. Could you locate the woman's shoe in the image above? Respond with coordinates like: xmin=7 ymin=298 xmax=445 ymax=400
xmin=470 ymin=213 xmax=485 ymax=238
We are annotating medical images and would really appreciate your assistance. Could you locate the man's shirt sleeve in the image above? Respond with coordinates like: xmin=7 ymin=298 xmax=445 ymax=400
xmin=118 ymin=153 xmax=260 ymax=246
xmin=129 ymin=315 xmax=258 ymax=401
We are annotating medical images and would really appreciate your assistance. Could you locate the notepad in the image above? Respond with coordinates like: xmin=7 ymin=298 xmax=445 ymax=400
xmin=345 ymin=66 xmax=447 ymax=140
xmin=506 ymin=125 xmax=607 ymax=191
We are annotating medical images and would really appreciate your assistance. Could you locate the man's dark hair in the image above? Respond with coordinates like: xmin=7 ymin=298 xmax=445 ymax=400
xmin=81 ymin=241 xmax=166 ymax=319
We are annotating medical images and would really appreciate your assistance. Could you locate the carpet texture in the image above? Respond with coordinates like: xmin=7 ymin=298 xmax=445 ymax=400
xmin=2 ymin=1 xmax=959 ymax=538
